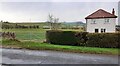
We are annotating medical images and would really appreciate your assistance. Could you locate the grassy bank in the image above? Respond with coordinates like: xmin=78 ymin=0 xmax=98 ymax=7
xmin=2 ymin=39 xmax=119 ymax=55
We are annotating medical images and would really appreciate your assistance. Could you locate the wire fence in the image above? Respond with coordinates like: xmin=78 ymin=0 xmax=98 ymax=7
xmin=15 ymin=32 xmax=46 ymax=42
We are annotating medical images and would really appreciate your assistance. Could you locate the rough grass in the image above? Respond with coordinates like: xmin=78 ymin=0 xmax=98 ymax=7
xmin=2 ymin=39 xmax=119 ymax=55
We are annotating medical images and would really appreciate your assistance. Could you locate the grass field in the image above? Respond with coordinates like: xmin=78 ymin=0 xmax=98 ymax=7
xmin=2 ymin=22 xmax=84 ymax=41
xmin=2 ymin=29 xmax=46 ymax=42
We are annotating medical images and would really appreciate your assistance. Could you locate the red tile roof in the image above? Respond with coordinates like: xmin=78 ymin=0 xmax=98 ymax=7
xmin=85 ymin=9 xmax=117 ymax=19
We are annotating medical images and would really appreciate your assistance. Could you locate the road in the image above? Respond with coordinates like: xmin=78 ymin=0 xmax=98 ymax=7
xmin=0 ymin=48 xmax=119 ymax=64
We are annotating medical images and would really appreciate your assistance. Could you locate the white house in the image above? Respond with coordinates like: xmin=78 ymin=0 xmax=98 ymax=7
xmin=85 ymin=9 xmax=117 ymax=33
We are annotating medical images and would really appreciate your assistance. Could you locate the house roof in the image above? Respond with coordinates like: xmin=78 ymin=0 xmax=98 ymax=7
xmin=85 ymin=9 xmax=117 ymax=19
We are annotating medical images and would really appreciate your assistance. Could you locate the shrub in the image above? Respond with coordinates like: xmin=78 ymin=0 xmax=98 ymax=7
xmin=46 ymin=30 xmax=79 ymax=46
xmin=75 ymin=32 xmax=88 ymax=46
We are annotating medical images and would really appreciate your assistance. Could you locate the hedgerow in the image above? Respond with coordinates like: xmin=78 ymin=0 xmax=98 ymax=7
xmin=46 ymin=30 xmax=119 ymax=48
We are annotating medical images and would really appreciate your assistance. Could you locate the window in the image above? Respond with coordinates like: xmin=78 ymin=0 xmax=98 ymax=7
xmin=105 ymin=19 xmax=109 ymax=23
xmin=95 ymin=29 xmax=99 ymax=33
xmin=101 ymin=28 xmax=106 ymax=33
xmin=91 ymin=19 xmax=96 ymax=24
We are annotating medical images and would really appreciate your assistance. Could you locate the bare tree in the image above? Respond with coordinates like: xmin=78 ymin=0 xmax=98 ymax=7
xmin=47 ymin=14 xmax=60 ymax=30
xmin=48 ymin=14 xmax=54 ymax=29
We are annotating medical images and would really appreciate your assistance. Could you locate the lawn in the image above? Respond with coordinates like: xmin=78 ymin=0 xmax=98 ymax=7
xmin=2 ymin=39 xmax=119 ymax=55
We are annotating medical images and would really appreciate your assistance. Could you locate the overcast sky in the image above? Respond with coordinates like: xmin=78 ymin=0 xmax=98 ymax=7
xmin=0 ymin=0 xmax=119 ymax=24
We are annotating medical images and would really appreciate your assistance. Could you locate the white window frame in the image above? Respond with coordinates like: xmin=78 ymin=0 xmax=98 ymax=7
xmin=104 ymin=19 xmax=109 ymax=24
xmin=91 ymin=19 xmax=96 ymax=24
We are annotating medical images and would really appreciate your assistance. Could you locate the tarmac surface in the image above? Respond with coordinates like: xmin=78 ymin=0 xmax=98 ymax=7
xmin=0 ymin=48 xmax=119 ymax=64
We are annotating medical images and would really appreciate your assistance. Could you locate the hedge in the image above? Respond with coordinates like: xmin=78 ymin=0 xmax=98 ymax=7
xmin=46 ymin=30 xmax=79 ymax=46
xmin=46 ymin=30 xmax=119 ymax=48
xmin=86 ymin=33 xmax=119 ymax=48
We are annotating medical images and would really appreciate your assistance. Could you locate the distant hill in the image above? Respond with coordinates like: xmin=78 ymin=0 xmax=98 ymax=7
xmin=61 ymin=21 xmax=86 ymax=27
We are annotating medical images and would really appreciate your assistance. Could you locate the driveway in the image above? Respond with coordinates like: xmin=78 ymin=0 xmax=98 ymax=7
xmin=0 ymin=48 xmax=118 ymax=64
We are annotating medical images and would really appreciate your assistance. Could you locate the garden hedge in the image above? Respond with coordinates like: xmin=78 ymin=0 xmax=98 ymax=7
xmin=46 ymin=30 xmax=79 ymax=46
xmin=46 ymin=30 xmax=119 ymax=48
xmin=86 ymin=33 xmax=119 ymax=48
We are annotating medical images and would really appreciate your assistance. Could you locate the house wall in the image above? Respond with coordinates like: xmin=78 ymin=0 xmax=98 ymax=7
xmin=86 ymin=18 xmax=116 ymax=33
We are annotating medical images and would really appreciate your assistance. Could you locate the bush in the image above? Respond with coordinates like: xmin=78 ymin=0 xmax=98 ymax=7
xmin=46 ymin=30 xmax=119 ymax=48
xmin=46 ymin=30 xmax=79 ymax=46
xmin=75 ymin=32 xmax=88 ymax=46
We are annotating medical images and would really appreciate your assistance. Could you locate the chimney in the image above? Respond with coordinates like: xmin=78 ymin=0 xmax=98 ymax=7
xmin=112 ymin=8 xmax=115 ymax=15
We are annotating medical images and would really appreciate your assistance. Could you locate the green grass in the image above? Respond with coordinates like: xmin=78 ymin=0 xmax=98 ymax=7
xmin=2 ymin=29 xmax=46 ymax=42
xmin=2 ymin=39 xmax=119 ymax=55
